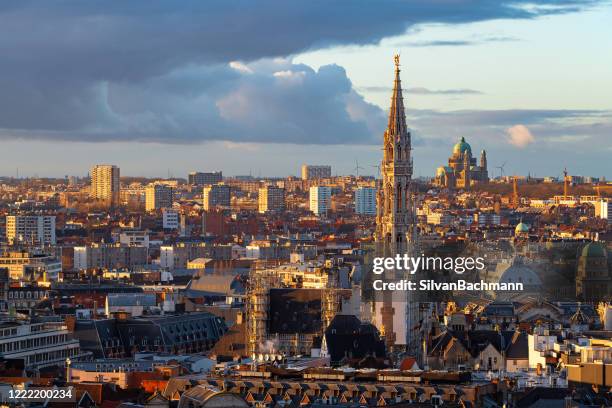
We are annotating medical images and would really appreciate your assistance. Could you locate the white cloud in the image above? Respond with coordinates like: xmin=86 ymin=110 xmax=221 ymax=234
xmin=229 ymin=61 xmax=253 ymax=74
xmin=506 ymin=124 xmax=535 ymax=148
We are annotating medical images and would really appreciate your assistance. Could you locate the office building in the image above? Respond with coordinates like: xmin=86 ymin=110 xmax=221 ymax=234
xmin=6 ymin=215 xmax=56 ymax=245
xmin=258 ymin=185 xmax=285 ymax=213
xmin=90 ymin=164 xmax=120 ymax=206
xmin=0 ymin=320 xmax=82 ymax=369
xmin=301 ymin=165 xmax=331 ymax=180
xmin=145 ymin=183 xmax=173 ymax=211
xmin=203 ymin=184 xmax=231 ymax=210
xmin=309 ymin=186 xmax=331 ymax=216
xmin=162 ymin=208 xmax=180 ymax=229
xmin=189 ymin=171 xmax=222 ymax=185
xmin=354 ymin=187 xmax=377 ymax=215
xmin=0 ymin=250 xmax=61 ymax=281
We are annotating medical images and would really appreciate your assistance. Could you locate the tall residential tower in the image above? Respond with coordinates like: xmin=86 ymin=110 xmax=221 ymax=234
xmin=90 ymin=164 xmax=120 ymax=207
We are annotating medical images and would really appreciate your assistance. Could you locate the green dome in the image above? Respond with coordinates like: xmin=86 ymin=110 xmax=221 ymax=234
xmin=453 ymin=137 xmax=472 ymax=155
xmin=436 ymin=166 xmax=452 ymax=176
xmin=581 ymin=242 xmax=607 ymax=258
xmin=515 ymin=222 xmax=529 ymax=234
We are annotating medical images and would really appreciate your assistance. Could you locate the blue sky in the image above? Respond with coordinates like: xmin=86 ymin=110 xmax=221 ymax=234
xmin=0 ymin=1 xmax=610 ymax=179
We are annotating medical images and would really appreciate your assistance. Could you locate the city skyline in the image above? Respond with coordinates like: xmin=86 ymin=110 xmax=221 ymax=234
xmin=0 ymin=1 xmax=611 ymax=178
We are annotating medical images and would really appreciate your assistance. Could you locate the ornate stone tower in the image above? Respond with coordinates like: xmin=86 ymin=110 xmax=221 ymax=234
xmin=375 ymin=54 xmax=414 ymax=247
xmin=480 ymin=150 xmax=487 ymax=170
xmin=372 ymin=55 xmax=419 ymax=353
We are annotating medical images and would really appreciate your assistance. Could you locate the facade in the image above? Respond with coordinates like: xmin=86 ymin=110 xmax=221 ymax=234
xmin=5 ymin=286 xmax=51 ymax=314
xmin=90 ymin=164 xmax=120 ymax=206
xmin=597 ymin=199 xmax=611 ymax=224
xmin=372 ymin=55 xmax=418 ymax=352
xmin=354 ymin=187 xmax=377 ymax=215
xmin=309 ymin=186 xmax=331 ymax=216
xmin=202 ymin=184 xmax=231 ymax=210
xmin=145 ymin=183 xmax=173 ymax=211
xmin=576 ymin=242 xmax=610 ymax=302
xmin=0 ymin=320 xmax=82 ymax=369
xmin=73 ymin=243 xmax=148 ymax=270
xmin=73 ymin=313 xmax=227 ymax=358
xmin=188 ymin=171 xmax=222 ymax=186
xmin=119 ymin=230 xmax=150 ymax=247
xmin=258 ymin=185 xmax=285 ymax=213
xmin=0 ymin=250 xmax=61 ymax=281
xmin=159 ymin=243 xmax=232 ymax=269
xmin=434 ymin=137 xmax=488 ymax=189
xmin=162 ymin=208 xmax=180 ymax=229
xmin=301 ymin=165 xmax=331 ymax=180
xmin=5 ymin=215 xmax=56 ymax=245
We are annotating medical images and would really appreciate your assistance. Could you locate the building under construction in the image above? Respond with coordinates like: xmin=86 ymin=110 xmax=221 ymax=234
xmin=246 ymin=259 xmax=349 ymax=357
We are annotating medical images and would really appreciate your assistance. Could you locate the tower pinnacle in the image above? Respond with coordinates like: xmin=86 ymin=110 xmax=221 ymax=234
xmin=387 ymin=54 xmax=407 ymax=137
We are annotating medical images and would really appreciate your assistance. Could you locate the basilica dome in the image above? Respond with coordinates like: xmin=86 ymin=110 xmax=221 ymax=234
xmin=452 ymin=137 xmax=472 ymax=155
xmin=581 ymin=242 xmax=607 ymax=258
xmin=515 ymin=222 xmax=530 ymax=234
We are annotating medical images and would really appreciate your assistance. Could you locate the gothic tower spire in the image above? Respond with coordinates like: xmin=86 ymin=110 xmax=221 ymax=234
xmin=373 ymin=55 xmax=418 ymax=353
xmin=376 ymin=54 xmax=413 ymax=244
xmin=387 ymin=54 xmax=408 ymax=137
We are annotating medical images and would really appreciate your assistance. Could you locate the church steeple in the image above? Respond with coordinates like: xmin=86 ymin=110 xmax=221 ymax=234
xmin=387 ymin=54 xmax=408 ymax=137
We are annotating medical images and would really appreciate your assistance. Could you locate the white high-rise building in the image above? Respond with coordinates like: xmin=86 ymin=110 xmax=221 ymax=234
xmin=596 ymin=199 xmax=611 ymax=224
xmin=354 ymin=187 xmax=377 ymax=215
xmin=301 ymin=165 xmax=332 ymax=180
xmin=90 ymin=164 xmax=120 ymax=206
xmin=6 ymin=215 xmax=56 ymax=245
xmin=309 ymin=186 xmax=331 ymax=216
xmin=145 ymin=183 xmax=173 ymax=211
xmin=258 ymin=186 xmax=285 ymax=213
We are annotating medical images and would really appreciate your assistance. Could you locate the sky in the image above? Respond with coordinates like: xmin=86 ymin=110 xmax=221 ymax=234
xmin=0 ymin=1 xmax=610 ymax=179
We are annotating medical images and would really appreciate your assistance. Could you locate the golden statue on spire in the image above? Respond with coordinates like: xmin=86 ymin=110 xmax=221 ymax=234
xmin=394 ymin=53 xmax=400 ymax=68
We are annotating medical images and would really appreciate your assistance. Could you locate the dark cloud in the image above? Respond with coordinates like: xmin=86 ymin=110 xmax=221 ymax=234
xmin=398 ymin=36 xmax=519 ymax=47
xmin=0 ymin=0 xmax=604 ymax=144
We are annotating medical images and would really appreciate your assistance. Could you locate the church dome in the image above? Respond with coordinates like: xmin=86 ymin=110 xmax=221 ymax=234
xmin=581 ymin=242 xmax=607 ymax=258
xmin=436 ymin=166 xmax=452 ymax=176
xmin=452 ymin=137 xmax=472 ymax=155
xmin=515 ymin=222 xmax=530 ymax=234
xmin=499 ymin=258 xmax=542 ymax=287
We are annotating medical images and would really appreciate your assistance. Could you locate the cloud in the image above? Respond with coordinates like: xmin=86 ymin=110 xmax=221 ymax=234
xmin=0 ymin=60 xmax=385 ymax=145
xmin=407 ymin=109 xmax=612 ymax=153
xmin=506 ymin=124 xmax=535 ymax=148
xmin=0 ymin=0 xmax=604 ymax=145
xmin=397 ymin=36 xmax=519 ymax=47
xmin=360 ymin=86 xmax=483 ymax=95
